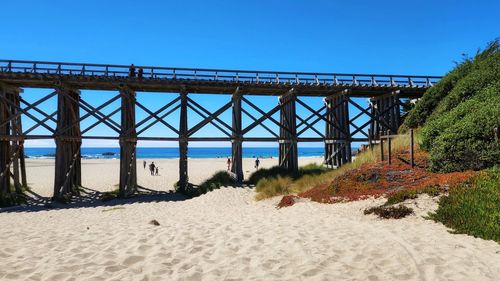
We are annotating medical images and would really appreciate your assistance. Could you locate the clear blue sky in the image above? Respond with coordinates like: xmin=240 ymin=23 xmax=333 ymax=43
xmin=2 ymin=0 xmax=499 ymax=147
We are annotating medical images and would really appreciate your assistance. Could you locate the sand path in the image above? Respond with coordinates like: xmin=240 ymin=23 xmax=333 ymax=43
xmin=0 ymin=188 xmax=498 ymax=281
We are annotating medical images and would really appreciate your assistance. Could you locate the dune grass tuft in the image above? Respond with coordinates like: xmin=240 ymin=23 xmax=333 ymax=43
xmin=182 ymin=171 xmax=235 ymax=198
xmin=255 ymin=176 xmax=294 ymax=201
xmin=253 ymin=133 xmax=419 ymax=200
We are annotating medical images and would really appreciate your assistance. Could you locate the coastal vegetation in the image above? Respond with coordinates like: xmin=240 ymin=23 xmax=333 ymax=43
xmin=253 ymin=133 xmax=418 ymax=201
xmin=264 ymin=39 xmax=500 ymax=242
xmin=181 ymin=171 xmax=235 ymax=198
xmin=428 ymin=167 xmax=500 ymax=242
xmin=404 ymin=39 xmax=500 ymax=172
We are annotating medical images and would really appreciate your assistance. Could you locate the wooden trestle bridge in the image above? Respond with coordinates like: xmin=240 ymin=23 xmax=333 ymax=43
xmin=0 ymin=59 xmax=441 ymax=203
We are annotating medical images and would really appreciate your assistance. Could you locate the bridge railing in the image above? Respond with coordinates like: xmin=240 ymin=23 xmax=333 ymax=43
xmin=0 ymin=59 xmax=441 ymax=87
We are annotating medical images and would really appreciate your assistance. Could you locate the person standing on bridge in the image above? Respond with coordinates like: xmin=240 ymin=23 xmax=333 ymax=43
xmin=129 ymin=64 xmax=136 ymax=78
xmin=138 ymin=67 xmax=144 ymax=79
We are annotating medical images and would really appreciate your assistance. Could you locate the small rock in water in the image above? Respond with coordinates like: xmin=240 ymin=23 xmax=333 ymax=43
xmin=149 ymin=219 xmax=160 ymax=226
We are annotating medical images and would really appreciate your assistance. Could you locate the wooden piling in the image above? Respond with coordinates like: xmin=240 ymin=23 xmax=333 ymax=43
xmin=231 ymin=88 xmax=244 ymax=182
xmin=324 ymin=90 xmax=351 ymax=167
xmin=279 ymin=90 xmax=298 ymax=172
xmin=178 ymin=89 xmax=189 ymax=192
xmin=119 ymin=87 xmax=137 ymax=197
xmin=53 ymin=86 xmax=82 ymax=202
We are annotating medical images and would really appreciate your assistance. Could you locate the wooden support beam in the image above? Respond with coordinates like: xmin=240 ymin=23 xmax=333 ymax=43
xmin=0 ymin=83 xmax=27 ymax=205
xmin=119 ymin=87 xmax=137 ymax=198
xmin=324 ymin=90 xmax=352 ymax=167
xmin=178 ymin=89 xmax=189 ymax=192
xmin=230 ymin=87 xmax=244 ymax=183
xmin=279 ymin=90 xmax=298 ymax=172
xmin=0 ymin=84 xmax=12 ymax=203
xmin=53 ymin=86 xmax=82 ymax=202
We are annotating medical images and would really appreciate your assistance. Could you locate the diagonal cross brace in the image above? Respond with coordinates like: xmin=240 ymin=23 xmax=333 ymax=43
xmin=187 ymin=97 xmax=234 ymax=134
xmin=56 ymin=92 xmax=122 ymax=136
xmin=188 ymin=100 xmax=233 ymax=137
xmin=132 ymin=96 xmax=180 ymax=136
xmin=241 ymin=96 xmax=293 ymax=135
xmin=187 ymin=103 xmax=232 ymax=137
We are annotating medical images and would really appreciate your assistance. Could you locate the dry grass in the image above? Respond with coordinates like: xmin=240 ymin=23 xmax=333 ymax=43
xmin=255 ymin=132 xmax=420 ymax=201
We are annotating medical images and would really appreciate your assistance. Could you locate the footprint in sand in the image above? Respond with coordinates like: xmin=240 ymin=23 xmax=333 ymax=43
xmin=123 ymin=255 xmax=145 ymax=266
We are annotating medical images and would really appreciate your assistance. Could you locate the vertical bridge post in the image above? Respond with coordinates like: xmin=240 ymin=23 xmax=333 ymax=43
xmin=279 ymin=89 xmax=298 ymax=172
xmin=119 ymin=87 xmax=137 ymax=197
xmin=324 ymin=90 xmax=351 ymax=167
xmin=53 ymin=86 xmax=82 ymax=202
xmin=369 ymin=91 xmax=401 ymax=141
xmin=231 ymin=87 xmax=243 ymax=183
xmin=0 ymin=83 xmax=27 ymax=205
xmin=178 ymin=89 xmax=188 ymax=192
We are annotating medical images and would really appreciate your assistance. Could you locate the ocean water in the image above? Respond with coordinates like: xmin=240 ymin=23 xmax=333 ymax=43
xmin=23 ymin=147 xmax=326 ymax=159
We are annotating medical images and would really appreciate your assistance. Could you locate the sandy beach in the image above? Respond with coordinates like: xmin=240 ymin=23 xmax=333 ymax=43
xmin=0 ymin=158 xmax=499 ymax=280
xmin=23 ymin=157 xmax=323 ymax=197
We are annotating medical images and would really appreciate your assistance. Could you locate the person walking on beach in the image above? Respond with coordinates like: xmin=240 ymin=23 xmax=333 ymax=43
xmin=149 ymin=162 xmax=155 ymax=176
xmin=143 ymin=160 xmax=146 ymax=169
xmin=255 ymin=158 xmax=260 ymax=169
xmin=227 ymin=157 xmax=231 ymax=171
xmin=155 ymin=166 xmax=159 ymax=176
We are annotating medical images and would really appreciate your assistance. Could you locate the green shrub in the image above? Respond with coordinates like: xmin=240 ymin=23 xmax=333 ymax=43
xmin=428 ymin=167 xmax=500 ymax=242
xmin=422 ymin=84 xmax=500 ymax=172
xmin=0 ymin=184 xmax=28 ymax=207
xmin=364 ymin=205 xmax=414 ymax=219
xmin=429 ymin=50 xmax=499 ymax=119
xmin=247 ymin=166 xmax=295 ymax=185
xmin=403 ymin=39 xmax=498 ymax=130
xmin=181 ymin=171 xmax=235 ymax=198
xmin=385 ymin=186 xmax=441 ymax=205
xmin=402 ymin=61 xmax=473 ymax=129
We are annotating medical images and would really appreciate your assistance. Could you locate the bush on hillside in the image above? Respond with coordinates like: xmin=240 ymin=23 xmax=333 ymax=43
xmin=402 ymin=61 xmax=473 ymax=129
xmin=422 ymin=84 xmax=500 ymax=172
xmin=402 ymin=39 xmax=498 ymax=130
xmin=429 ymin=45 xmax=499 ymax=120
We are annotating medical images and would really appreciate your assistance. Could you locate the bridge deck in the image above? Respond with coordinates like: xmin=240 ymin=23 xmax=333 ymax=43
xmin=0 ymin=60 xmax=441 ymax=97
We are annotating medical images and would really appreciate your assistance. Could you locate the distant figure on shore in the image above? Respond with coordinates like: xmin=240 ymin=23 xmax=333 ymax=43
xmin=227 ymin=157 xmax=231 ymax=171
xmin=138 ymin=68 xmax=143 ymax=79
xmin=155 ymin=166 xmax=159 ymax=176
xmin=255 ymin=158 xmax=260 ymax=169
xmin=149 ymin=162 xmax=155 ymax=176
xmin=143 ymin=160 xmax=146 ymax=169
xmin=129 ymin=64 xmax=136 ymax=78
